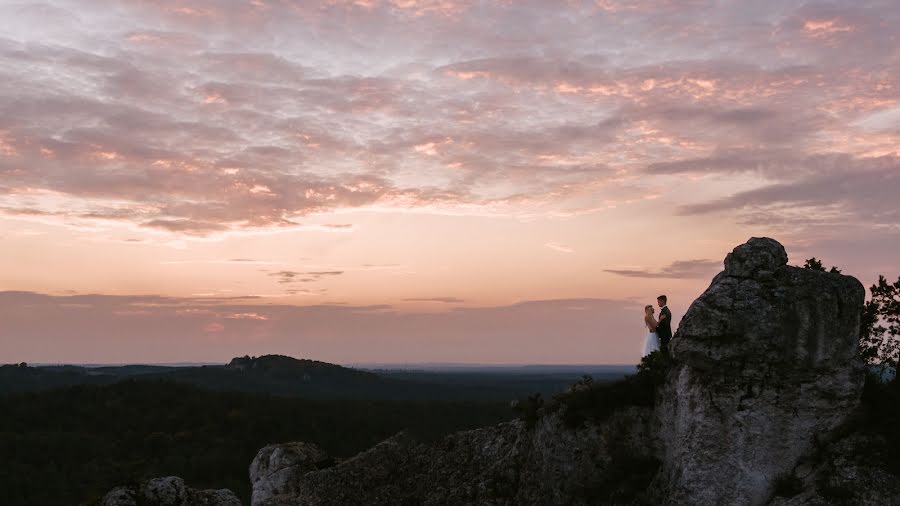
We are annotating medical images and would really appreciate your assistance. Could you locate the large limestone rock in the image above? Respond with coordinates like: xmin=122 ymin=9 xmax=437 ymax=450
xmin=250 ymin=442 xmax=334 ymax=505
xmin=770 ymin=433 xmax=900 ymax=506
xmin=249 ymin=407 xmax=655 ymax=506
xmin=656 ymin=237 xmax=866 ymax=505
xmin=101 ymin=476 xmax=241 ymax=506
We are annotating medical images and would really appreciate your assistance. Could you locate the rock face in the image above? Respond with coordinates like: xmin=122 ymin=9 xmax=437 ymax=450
xmin=250 ymin=442 xmax=335 ymax=505
xmin=656 ymin=237 xmax=866 ymax=505
xmin=250 ymin=407 xmax=655 ymax=506
xmin=770 ymin=433 xmax=900 ymax=506
xmin=101 ymin=476 xmax=241 ymax=506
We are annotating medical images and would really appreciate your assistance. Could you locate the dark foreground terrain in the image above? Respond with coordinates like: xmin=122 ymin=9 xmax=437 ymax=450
xmin=0 ymin=356 xmax=630 ymax=505
xmin=0 ymin=380 xmax=513 ymax=505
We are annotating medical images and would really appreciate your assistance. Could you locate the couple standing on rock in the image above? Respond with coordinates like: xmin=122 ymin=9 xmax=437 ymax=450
xmin=642 ymin=295 xmax=672 ymax=357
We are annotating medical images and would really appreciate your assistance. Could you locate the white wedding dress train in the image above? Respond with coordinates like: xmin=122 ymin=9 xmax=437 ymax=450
xmin=642 ymin=331 xmax=660 ymax=357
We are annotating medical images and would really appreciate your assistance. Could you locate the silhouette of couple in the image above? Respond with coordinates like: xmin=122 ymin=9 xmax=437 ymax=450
xmin=642 ymin=295 xmax=672 ymax=357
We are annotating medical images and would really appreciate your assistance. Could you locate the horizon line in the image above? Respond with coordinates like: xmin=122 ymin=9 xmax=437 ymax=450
xmin=17 ymin=361 xmax=638 ymax=368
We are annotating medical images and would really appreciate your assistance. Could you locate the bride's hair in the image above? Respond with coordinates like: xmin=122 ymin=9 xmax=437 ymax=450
xmin=644 ymin=304 xmax=653 ymax=314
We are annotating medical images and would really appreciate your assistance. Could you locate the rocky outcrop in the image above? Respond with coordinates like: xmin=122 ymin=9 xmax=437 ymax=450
xmin=250 ymin=407 xmax=655 ymax=506
xmin=101 ymin=476 xmax=240 ymax=506
xmin=770 ymin=433 xmax=900 ymax=506
xmin=250 ymin=442 xmax=335 ymax=505
xmin=656 ymin=237 xmax=867 ymax=505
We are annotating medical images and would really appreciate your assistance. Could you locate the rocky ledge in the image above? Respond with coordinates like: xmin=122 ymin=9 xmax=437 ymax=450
xmin=248 ymin=405 xmax=655 ymax=505
xmin=102 ymin=476 xmax=240 ymax=506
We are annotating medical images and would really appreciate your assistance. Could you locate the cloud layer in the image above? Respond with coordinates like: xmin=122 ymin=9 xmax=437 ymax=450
xmin=1 ymin=0 xmax=894 ymax=235
xmin=605 ymin=260 xmax=721 ymax=279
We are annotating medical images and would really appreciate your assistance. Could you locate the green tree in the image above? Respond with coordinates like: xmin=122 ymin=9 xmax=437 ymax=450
xmin=803 ymin=257 xmax=842 ymax=274
xmin=804 ymin=258 xmax=825 ymax=271
xmin=859 ymin=275 xmax=900 ymax=379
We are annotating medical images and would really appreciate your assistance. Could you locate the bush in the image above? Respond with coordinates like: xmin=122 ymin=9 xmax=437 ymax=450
xmin=511 ymin=393 xmax=544 ymax=429
xmin=518 ymin=351 xmax=673 ymax=429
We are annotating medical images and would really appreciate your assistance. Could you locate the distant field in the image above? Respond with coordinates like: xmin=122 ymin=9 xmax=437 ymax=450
xmin=371 ymin=365 xmax=634 ymax=399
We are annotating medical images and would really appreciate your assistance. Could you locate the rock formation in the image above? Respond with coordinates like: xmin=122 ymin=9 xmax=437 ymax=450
xmin=656 ymin=237 xmax=866 ymax=505
xmin=250 ymin=442 xmax=336 ymax=505
xmin=249 ymin=406 xmax=655 ymax=506
xmin=102 ymin=238 xmax=898 ymax=505
xmin=769 ymin=432 xmax=900 ymax=505
xmin=101 ymin=476 xmax=240 ymax=506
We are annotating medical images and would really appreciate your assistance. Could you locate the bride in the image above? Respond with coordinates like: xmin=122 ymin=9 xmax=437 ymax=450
xmin=642 ymin=304 xmax=661 ymax=356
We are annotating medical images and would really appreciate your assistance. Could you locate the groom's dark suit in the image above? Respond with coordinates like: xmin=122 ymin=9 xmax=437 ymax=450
xmin=657 ymin=305 xmax=673 ymax=352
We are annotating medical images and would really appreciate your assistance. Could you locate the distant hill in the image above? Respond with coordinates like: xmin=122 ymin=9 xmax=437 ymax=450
xmin=224 ymin=354 xmax=380 ymax=380
xmin=0 ymin=362 xmax=118 ymax=392
xmin=0 ymin=355 xmax=632 ymax=401
xmin=147 ymin=354 xmax=426 ymax=399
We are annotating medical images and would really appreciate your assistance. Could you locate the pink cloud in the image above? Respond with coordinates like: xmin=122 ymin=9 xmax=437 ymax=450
xmin=203 ymin=322 xmax=225 ymax=333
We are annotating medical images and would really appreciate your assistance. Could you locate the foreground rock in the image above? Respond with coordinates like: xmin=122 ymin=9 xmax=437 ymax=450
xmin=102 ymin=476 xmax=240 ymax=506
xmin=250 ymin=442 xmax=335 ymax=505
xmin=770 ymin=433 xmax=900 ymax=505
xmin=250 ymin=406 xmax=655 ymax=506
xmin=656 ymin=237 xmax=866 ymax=505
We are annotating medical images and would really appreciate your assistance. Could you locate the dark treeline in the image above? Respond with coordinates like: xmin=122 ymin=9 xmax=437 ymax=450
xmin=0 ymin=380 xmax=513 ymax=505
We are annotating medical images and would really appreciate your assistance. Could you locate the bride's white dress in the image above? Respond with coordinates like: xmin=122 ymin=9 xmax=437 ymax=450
xmin=642 ymin=322 xmax=660 ymax=357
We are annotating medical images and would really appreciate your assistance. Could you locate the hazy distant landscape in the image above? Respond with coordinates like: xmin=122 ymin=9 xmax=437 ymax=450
xmin=1 ymin=355 xmax=632 ymax=400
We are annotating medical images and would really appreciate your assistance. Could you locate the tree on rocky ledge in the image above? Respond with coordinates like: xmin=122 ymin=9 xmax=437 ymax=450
xmin=859 ymin=275 xmax=900 ymax=379
xmin=802 ymin=257 xmax=842 ymax=274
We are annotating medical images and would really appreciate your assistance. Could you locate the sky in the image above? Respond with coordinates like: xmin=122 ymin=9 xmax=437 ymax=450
xmin=0 ymin=0 xmax=898 ymax=365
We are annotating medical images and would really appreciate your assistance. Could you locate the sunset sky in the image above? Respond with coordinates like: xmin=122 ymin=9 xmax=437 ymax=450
xmin=1 ymin=0 xmax=898 ymax=365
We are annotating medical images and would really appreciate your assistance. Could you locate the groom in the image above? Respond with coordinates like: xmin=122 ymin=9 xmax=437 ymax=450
xmin=657 ymin=295 xmax=673 ymax=352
